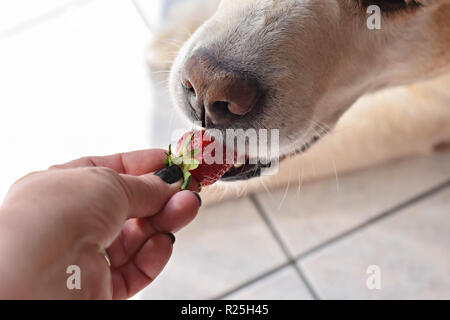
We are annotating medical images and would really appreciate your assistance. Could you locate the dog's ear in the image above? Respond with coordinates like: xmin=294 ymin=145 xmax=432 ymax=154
xmin=360 ymin=0 xmax=443 ymax=10
xmin=360 ymin=0 xmax=422 ymax=11
xmin=412 ymin=0 xmax=443 ymax=5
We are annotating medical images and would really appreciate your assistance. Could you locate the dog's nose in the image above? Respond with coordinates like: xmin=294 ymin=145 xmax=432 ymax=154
xmin=181 ymin=53 xmax=260 ymax=126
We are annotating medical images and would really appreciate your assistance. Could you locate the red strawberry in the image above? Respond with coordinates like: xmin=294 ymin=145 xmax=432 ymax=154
xmin=165 ymin=130 xmax=235 ymax=189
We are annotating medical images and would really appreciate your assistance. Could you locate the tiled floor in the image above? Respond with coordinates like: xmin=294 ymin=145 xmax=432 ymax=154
xmin=300 ymin=186 xmax=450 ymax=300
xmin=226 ymin=266 xmax=313 ymax=300
xmin=136 ymin=151 xmax=450 ymax=300
xmin=256 ymin=151 xmax=450 ymax=258
xmin=1 ymin=0 xmax=449 ymax=300
xmin=135 ymin=197 xmax=288 ymax=300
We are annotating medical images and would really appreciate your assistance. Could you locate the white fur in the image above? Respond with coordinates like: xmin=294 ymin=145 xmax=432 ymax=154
xmin=148 ymin=0 xmax=450 ymax=204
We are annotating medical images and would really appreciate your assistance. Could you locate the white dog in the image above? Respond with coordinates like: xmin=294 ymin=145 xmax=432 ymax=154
xmin=148 ymin=0 xmax=450 ymax=201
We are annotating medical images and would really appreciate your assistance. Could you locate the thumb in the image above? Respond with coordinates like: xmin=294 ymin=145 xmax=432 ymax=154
xmin=118 ymin=165 xmax=185 ymax=219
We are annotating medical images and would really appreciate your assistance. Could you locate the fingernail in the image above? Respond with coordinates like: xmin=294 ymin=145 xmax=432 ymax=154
xmin=166 ymin=233 xmax=176 ymax=244
xmin=155 ymin=166 xmax=183 ymax=184
xmin=192 ymin=191 xmax=202 ymax=207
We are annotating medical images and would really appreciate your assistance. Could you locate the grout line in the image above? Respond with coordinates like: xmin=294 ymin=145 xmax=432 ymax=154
xmin=295 ymin=179 xmax=450 ymax=261
xmin=0 ymin=0 xmax=95 ymax=40
xmin=292 ymin=264 xmax=320 ymax=300
xmin=249 ymin=195 xmax=294 ymax=259
xmin=216 ymin=178 xmax=450 ymax=300
xmin=131 ymin=0 xmax=155 ymax=35
xmin=214 ymin=262 xmax=292 ymax=300
xmin=248 ymin=195 xmax=320 ymax=300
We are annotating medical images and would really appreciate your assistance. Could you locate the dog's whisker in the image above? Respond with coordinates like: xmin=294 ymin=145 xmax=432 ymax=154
xmin=238 ymin=183 xmax=247 ymax=197
xmin=161 ymin=38 xmax=185 ymax=47
xmin=157 ymin=42 xmax=182 ymax=51
xmin=330 ymin=154 xmax=340 ymax=193
xmin=154 ymin=79 xmax=170 ymax=87
xmin=310 ymin=118 xmax=331 ymax=130
xmin=160 ymin=48 xmax=182 ymax=56
xmin=296 ymin=171 xmax=303 ymax=199
xmin=148 ymin=59 xmax=177 ymax=65
xmin=150 ymin=70 xmax=172 ymax=75
xmin=308 ymin=119 xmax=331 ymax=136
xmin=296 ymin=157 xmax=305 ymax=199
xmin=259 ymin=177 xmax=276 ymax=204
xmin=309 ymin=124 xmax=340 ymax=193
xmin=176 ymin=25 xmax=195 ymax=39
xmin=277 ymin=168 xmax=291 ymax=211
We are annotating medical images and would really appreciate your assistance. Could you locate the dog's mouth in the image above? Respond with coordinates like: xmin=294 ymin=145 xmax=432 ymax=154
xmin=221 ymin=160 xmax=272 ymax=182
xmin=219 ymin=133 xmax=324 ymax=182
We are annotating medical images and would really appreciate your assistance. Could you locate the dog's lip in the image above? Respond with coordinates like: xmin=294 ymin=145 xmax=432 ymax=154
xmin=220 ymin=133 xmax=325 ymax=182
xmin=221 ymin=160 xmax=272 ymax=182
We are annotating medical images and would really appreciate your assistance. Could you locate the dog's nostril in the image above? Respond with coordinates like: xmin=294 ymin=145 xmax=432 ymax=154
xmin=181 ymin=52 xmax=261 ymax=126
xmin=208 ymin=101 xmax=231 ymax=121
xmin=212 ymin=101 xmax=229 ymax=110
xmin=181 ymin=78 xmax=195 ymax=95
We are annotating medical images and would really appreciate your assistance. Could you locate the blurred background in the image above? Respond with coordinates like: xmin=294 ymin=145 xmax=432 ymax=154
xmin=0 ymin=0 xmax=449 ymax=300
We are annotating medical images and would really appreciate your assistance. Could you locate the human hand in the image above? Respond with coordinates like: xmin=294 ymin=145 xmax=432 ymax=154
xmin=0 ymin=149 xmax=201 ymax=299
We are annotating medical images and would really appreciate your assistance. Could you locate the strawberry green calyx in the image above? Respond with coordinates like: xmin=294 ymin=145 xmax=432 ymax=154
xmin=165 ymin=133 xmax=201 ymax=190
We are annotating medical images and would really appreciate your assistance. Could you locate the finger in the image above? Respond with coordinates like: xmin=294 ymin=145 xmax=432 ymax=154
xmin=118 ymin=172 xmax=184 ymax=219
xmin=106 ymin=190 xmax=201 ymax=267
xmin=50 ymin=149 xmax=168 ymax=175
xmin=106 ymin=218 xmax=156 ymax=268
xmin=149 ymin=190 xmax=201 ymax=233
xmin=111 ymin=233 xmax=173 ymax=300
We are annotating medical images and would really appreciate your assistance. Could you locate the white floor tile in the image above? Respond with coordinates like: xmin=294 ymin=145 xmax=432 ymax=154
xmin=256 ymin=151 xmax=450 ymax=256
xmin=299 ymin=187 xmax=450 ymax=299
xmin=225 ymin=266 xmax=312 ymax=300
xmin=135 ymin=197 xmax=287 ymax=300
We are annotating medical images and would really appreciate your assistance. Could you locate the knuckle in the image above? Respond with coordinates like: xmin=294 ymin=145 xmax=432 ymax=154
xmin=86 ymin=167 xmax=128 ymax=196
xmin=85 ymin=166 xmax=119 ymax=184
xmin=60 ymin=167 xmax=129 ymax=210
